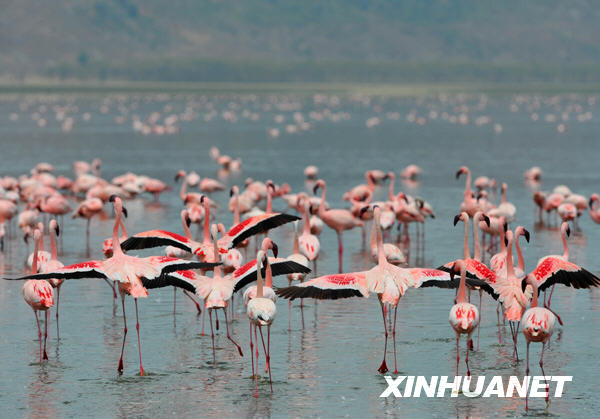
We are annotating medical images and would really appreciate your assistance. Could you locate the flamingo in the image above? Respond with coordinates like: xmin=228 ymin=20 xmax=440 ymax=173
xmin=72 ymin=197 xmax=104 ymax=244
xmin=488 ymin=183 xmax=516 ymax=223
xmin=438 ymin=211 xmax=495 ymax=350
xmin=175 ymin=170 xmax=203 ymax=204
xmin=521 ymin=275 xmax=555 ymax=411
xmin=247 ymin=250 xmax=277 ymax=397
xmin=277 ymin=205 xmax=414 ymax=374
xmin=448 ymin=260 xmax=480 ymax=376
xmin=0 ymin=198 xmax=17 ymax=251
xmin=39 ymin=220 xmax=64 ymax=334
xmin=313 ymin=179 xmax=363 ymax=273
xmin=27 ymin=222 xmax=51 ymax=271
xmin=456 ymin=166 xmax=479 ymax=216
xmin=284 ymin=222 xmax=309 ymax=329
xmin=120 ymin=210 xmax=299 ymax=261
xmin=163 ymin=209 xmax=203 ymax=314
xmin=14 ymin=196 xmax=220 ymax=375
xmin=22 ymin=228 xmax=54 ymax=363
xmin=304 ymin=165 xmax=318 ymax=180
xmin=362 ymin=206 xmax=406 ymax=265
xmin=297 ymin=200 xmax=320 ymax=266
xmin=143 ymin=178 xmax=171 ymax=201
xmin=589 ymin=194 xmax=600 ymax=224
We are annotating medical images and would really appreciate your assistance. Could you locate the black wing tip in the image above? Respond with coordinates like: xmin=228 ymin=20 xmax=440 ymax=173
xmin=275 ymin=285 xmax=362 ymax=300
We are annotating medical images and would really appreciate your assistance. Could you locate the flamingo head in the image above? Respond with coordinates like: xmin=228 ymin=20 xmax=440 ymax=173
xmin=453 ymin=211 xmax=468 ymax=226
xmin=230 ymin=185 xmax=239 ymax=197
xmin=260 ymin=237 xmax=278 ymax=258
xmin=455 ymin=166 xmax=468 ymax=179
xmin=313 ymin=179 xmax=325 ymax=194
xmin=174 ymin=170 xmax=186 ymax=182
xmin=49 ymin=219 xmax=59 ymax=237
xmin=109 ymin=195 xmax=127 ymax=218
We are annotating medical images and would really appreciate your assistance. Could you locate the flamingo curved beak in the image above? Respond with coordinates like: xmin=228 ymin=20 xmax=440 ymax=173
xmin=483 ymin=215 xmax=491 ymax=227
xmin=524 ymin=229 xmax=530 ymax=242
xmin=453 ymin=214 xmax=460 ymax=226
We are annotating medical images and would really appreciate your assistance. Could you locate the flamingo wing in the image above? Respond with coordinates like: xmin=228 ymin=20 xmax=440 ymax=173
xmin=218 ymin=213 xmax=300 ymax=249
xmin=232 ymin=257 xmax=311 ymax=292
xmin=526 ymin=258 xmax=600 ymax=292
xmin=121 ymin=230 xmax=194 ymax=253
xmin=438 ymin=259 xmax=497 ymax=284
xmin=422 ymin=267 xmax=499 ymax=298
xmin=146 ymin=256 xmax=221 ymax=275
xmin=275 ymin=272 xmax=369 ymax=300
xmin=142 ymin=270 xmax=205 ymax=293
xmin=10 ymin=260 xmax=107 ymax=280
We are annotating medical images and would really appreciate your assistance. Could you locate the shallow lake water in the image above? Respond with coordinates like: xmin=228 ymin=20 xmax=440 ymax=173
xmin=0 ymin=92 xmax=599 ymax=417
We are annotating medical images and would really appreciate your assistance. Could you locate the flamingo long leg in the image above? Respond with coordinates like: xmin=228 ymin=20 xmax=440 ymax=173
xmin=258 ymin=325 xmax=272 ymax=393
xmin=267 ymin=325 xmax=273 ymax=392
xmin=465 ymin=336 xmax=470 ymax=377
xmin=337 ymin=231 xmax=343 ymax=273
xmin=253 ymin=325 xmax=258 ymax=398
xmin=249 ymin=321 xmax=255 ymax=380
xmin=43 ymin=310 xmax=49 ymax=360
xmin=103 ymin=278 xmax=117 ymax=298
xmin=392 ymin=304 xmax=398 ymax=374
xmin=173 ymin=287 xmax=176 ymax=315
xmin=208 ymin=309 xmax=216 ymax=363
xmin=134 ymin=299 xmax=145 ymax=376
xmin=378 ymin=301 xmax=389 ymax=374
xmin=477 ymin=290 xmax=482 ymax=351
xmin=118 ymin=295 xmax=127 ymax=373
xmin=456 ymin=335 xmax=460 ymax=376
xmin=34 ymin=310 xmax=42 ymax=363
xmin=539 ymin=343 xmax=549 ymax=407
xmin=201 ymin=302 xmax=206 ymax=336
xmin=223 ymin=308 xmax=243 ymax=356
xmin=526 ymin=341 xmax=530 ymax=410
xmin=55 ymin=285 xmax=61 ymax=339
xmin=183 ymin=290 xmax=201 ymax=313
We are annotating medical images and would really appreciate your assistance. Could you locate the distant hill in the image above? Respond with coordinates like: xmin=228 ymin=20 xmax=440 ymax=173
xmin=3 ymin=0 xmax=600 ymax=82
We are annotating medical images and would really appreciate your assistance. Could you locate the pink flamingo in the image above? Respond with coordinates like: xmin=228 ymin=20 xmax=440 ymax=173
xmin=448 ymin=259 xmax=480 ymax=376
xmin=72 ymin=197 xmax=103 ymax=244
xmin=247 ymin=250 xmax=277 ymax=397
xmin=456 ymin=166 xmax=479 ymax=216
xmin=363 ymin=206 xmax=406 ymax=265
xmin=589 ymin=194 xmax=600 ymax=224
xmin=16 ymin=196 xmax=219 ymax=375
xmin=120 ymin=208 xmax=298 ymax=260
xmin=313 ymin=179 xmax=363 ymax=273
xmin=277 ymin=205 xmax=414 ymax=374
xmin=175 ymin=170 xmax=203 ymax=204
xmin=27 ymin=222 xmax=51 ymax=271
xmin=40 ymin=220 xmax=64 ymax=334
xmin=298 ymin=200 xmax=320 ymax=266
xmin=143 ymin=178 xmax=171 ymax=201
xmin=22 ymin=228 xmax=54 ymax=363
xmin=521 ymin=275 xmax=556 ymax=411
xmin=35 ymin=194 xmax=71 ymax=227
xmin=0 ymin=198 xmax=17 ymax=251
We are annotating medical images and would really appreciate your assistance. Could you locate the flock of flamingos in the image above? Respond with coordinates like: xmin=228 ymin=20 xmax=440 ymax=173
xmin=2 ymin=152 xmax=600 ymax=409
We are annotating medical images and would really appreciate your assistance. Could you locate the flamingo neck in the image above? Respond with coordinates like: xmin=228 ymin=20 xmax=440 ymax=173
xmin=366 ymin=172 xmax=375 ymax=189
xmin=265 ymin=259 xmax=273 ymax=288
xmin=464 ymin=170 xmax=472 ymax=196
xmin=32 ymin=234 xmax=40 ymax=274
xmin=457 ymin=265 xmax=467 ymax=303
xmin=112 ymin=204 xmax=124 ymax=257
xmin=179 ymin=175 xmax=187 ymax=201
xmin=257 ymin=260 xmax=264 ymax=298
xmin=266 ymin=188 xmax=273 ymax=213
xmin=473 ymin=216 xmax=481 ymax=261
xmin=501 ymin=187 xmax=507 ymax=204
xmin=120 ymin=218 xmax=128 ymax=238
xmin=375 ymin=212 xmax=386 ymax=265
xmin=515 ymin=233 xmax=524 ymax=271
xmin=388 ymin=176 xmax=395 ymax=201
xmin=50 ymin=229 xmax=58 ymax=261
xmin=499 ymin=225 xmax=506 ymax=253
xmin=233 ymin=190 xmax=240 ymax=225
xmin=506 ymin=236 xmax=515 ymax=279
xmin=181 ymin=214 xmax=191 ymax=239
xmin=318 ymin=184 xmax=327 ymax=215
xmin=212 ymin=231 xmax=222 ymax=277
xmin=561 ymin=229 xmax=569 ymax=260
xmin=462 ymin=219 xmax=470 ymax=260
xmin=203 ymin=203 xmax=211 ymax=244
xmin=528 ymin=276 xmax=539 ymax=308
xmin=301 ymin=205 xmax=310 ymax=235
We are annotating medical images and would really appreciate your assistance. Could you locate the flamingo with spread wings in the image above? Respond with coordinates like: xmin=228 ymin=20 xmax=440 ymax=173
xmin=12 ymin=196 xmax=220 ymax=375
